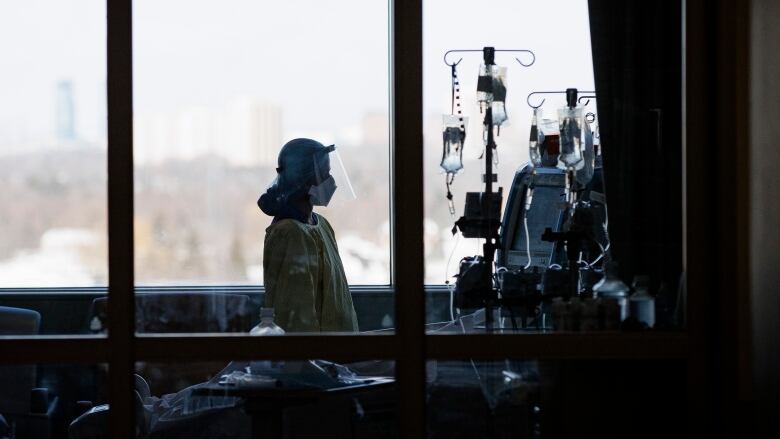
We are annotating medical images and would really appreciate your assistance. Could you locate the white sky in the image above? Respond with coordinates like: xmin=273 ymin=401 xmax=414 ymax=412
xmin=0 ymin=0 xmax=595 ymax=286
xmin=0 ymin=0 xmax=593 ymax=147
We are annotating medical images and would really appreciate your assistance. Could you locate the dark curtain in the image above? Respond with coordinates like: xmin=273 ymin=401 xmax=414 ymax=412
xmin=539 ymin=7 xmax=687 ymax=438
xmin=588 ymin=0 xmax=683 ymax=308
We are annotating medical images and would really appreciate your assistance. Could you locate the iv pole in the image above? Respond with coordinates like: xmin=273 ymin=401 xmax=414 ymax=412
xmin=444 ymin=46 xmax=535 ymax=331
xmin=482 ymin=47 xmax=499 ymax=331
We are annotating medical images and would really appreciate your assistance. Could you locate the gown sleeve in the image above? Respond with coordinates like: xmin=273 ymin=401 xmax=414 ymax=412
xmin=263 ymin=222 xmax=321 ymax=332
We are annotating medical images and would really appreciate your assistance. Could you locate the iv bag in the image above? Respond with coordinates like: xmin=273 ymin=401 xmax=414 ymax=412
xmin=557 ymin=107 xmax=585 ymax=171
xmin=529 ymin=108 xmax=542 ymax=167
xmin=476 ymin=65 xmax=508 ymax=127
xmin=490 ymin=67 xmax=508 ymax=127
xmin=539 ymin=118 xmax=560 ymax=168
xmin=575 ymin=121 xmax=595 ymax=185
xmin=476 ymin=64 xmax=494 ymax=104
xmin=441 ymin=114 xmax=468 ymax=174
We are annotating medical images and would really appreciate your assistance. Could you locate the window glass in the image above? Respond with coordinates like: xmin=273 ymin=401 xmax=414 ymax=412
xmin=423 ymin=0 xmax=684 ymax=334
xmin=423 ymin=0 xmax=595 ymax=285
xmin=0 ymin=363 xmax=107 ymax=438
xmin=427 ymin=359 xmax=685 ymax=437
xmin=133 ymin=0 xmax=390 ymax=287
xmin=0 ymin=1 xmax=107 ymax=287
xmin=134 ymin=360 xmax=396 ymax=437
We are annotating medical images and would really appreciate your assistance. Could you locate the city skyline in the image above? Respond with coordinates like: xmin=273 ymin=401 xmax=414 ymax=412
xmin=0 ymin=0 xmax=594 ymax=287
xmin=134 ymin=96 xmax=284 ymax=166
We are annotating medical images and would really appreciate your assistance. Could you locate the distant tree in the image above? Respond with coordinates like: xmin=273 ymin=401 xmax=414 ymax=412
xmin=183 ymin=228 xmax=205 ymax=277
xmin=228 ymin=230 xmax=248 ymax=280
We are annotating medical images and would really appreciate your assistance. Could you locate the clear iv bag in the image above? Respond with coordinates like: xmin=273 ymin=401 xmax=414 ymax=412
xmin=490 ymin=67 xmax=508 ymax=127
xmin=575 ymin=121 xmax=595 ymax=185
xmin=557 ymin=107 xmax=585 ymax=171
xmin=476 ymin=65 xmax=508 ymax=128
xmin=476 ymin=64 xmax=493 ymax=104
xmin=441 ymin=114 xmax=468 ymax=174
xmin=529 ymin=108 xmax=542 ymax=167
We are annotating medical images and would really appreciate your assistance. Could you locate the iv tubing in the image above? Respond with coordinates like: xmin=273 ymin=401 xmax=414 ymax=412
xmin=448 ymin=282 xmax=456 ymax=322
xmin=523 ymin=186 xmax=534 ymax=269
xmin=523 ymin=216 xmax=532 ymax=269
xmin=588 ymin=242 xmax=610 ymax=267
xmin=458 ymin=316 xmax=483 ymax=381
xmin=445 ymin=233 xmax=462 ymax=322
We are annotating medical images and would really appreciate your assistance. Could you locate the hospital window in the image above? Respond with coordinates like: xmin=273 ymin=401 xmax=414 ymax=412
xmin=0 ymin=0 xmax=720 ymax=437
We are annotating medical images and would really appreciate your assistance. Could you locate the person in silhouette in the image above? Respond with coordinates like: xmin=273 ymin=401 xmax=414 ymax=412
xmin=257 ymin=138 xmax=358 ymax=332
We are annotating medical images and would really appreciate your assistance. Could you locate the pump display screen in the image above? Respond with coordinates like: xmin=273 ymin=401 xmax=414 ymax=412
xmin=500 ymin=167 xmax=567 ymax=271
xmin=506 ymin=186 xmax=565 ymax=269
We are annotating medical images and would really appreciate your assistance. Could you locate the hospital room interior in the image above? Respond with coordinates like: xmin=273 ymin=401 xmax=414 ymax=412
xmin=1 ymin=0 xmax=779 ymax=438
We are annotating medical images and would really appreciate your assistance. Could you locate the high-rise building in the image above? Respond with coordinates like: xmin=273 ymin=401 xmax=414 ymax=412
xmin=55 ymin=80 xmax=76 ymax=143
xmin=219 ymin=97 xmax=282 ymax=167
xmin=134 ymin=111 xmax=177 ymax=165
xmin=134 ymin=97 xmax=282 ymax=166
xmin=174 ymin=106 xmax=213 ymax=160
xmin=361 ymin=111 xmax=389 ymax=147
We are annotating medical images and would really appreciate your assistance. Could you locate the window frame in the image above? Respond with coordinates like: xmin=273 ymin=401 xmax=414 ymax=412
xmin=0 ymin=0 xmax=749 ymax=437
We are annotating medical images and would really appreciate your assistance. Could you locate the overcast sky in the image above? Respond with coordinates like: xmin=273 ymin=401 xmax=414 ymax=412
xmin=0 ymin=0 xmax=593 ymax=146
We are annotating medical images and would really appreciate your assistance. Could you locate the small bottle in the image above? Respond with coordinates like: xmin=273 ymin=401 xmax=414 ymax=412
xmin=593 ymin=261 xmax=630 ymax=321
xmin=250 ymin=308 xmax=285 ymax=336
xmin=568 ymin=297 xmax=583 ymax=331
xmin=630 ymin=275 xmax=656 ymax=328
xmin=551 ymin=298 xmax=566 ymax=331
xmin=580 ymin=298 xmax=599 ymax=332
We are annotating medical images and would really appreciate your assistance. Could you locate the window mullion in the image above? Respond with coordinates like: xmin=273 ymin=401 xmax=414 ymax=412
xmin=426 ymin=333 xmax=690 ymax=360
xmin=391 ymin=0 xmax=425 ymax=436
xmin=135 ymin=335 xmax=401 ymax=361
xmin=0 ymin=337 xmax=109 ymax=363
xmin=107 ymin=0 xmax=136 ymax=438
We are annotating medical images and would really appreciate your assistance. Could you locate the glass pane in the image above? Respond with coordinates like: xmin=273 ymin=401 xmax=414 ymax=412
xmin=134 ymin=360 xmax=396 ymax=438
xmin=0 ymin=363 xmax=107 ymax=439
xmin=133 ymin=0 xmax=390 ymax=291
xmin=1 ymin=296 xmax=107 ymax=336
xmin=424 ymin=0 xmax=684 ymax=333
xmin=427 ymin=359 xmax=685 ymax=438
xmin=132 ymin=0 xmax=390 ymax=336
xmin=0 ymin=1 xmax=107 ymax=288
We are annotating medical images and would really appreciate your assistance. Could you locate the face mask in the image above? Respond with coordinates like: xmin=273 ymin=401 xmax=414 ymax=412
xmin=308 ymin=176 xmax=337 ymax=206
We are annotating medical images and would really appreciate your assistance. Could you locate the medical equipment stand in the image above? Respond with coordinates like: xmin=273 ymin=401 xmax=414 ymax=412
xmin=445 ymin=46 xmax=535 ymax=331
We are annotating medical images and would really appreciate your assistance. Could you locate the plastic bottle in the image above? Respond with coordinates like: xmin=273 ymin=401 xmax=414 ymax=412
xmin=629 ymin=275 xmax=656 ymax=328
xmin=250 ymin=308 xmax=285 ymax=336
xmin=593 ymin=261 xmax=630 ymax=321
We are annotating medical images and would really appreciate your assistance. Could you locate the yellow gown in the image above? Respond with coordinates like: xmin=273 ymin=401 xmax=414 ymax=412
xmin=263 ymin=214 xmax=359 ymax=332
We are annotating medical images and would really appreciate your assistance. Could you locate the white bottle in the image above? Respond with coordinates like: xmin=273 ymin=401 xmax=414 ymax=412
xmin=630 ymin=276 xmax=656 ymax=328
xmin=250 ymin=308 xmax=285 ymax=336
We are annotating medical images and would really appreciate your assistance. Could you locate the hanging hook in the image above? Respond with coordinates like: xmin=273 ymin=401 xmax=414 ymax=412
xmin=526 ymin=90 xmax=596 ymax=109
xmin=526 ymin=91 xmax=558 ymax=109
xmin=443 ymin=49 xmax=475 ymax=67
xmin=443 ymin=48 xmax=536 ymax=67
xmin=444 ymin=54 xmax=463 ymax=67
xmin=578 ymin=95 xmax=597 ymax=106
xmin=504 ymin=50 xmax=535 ymax=67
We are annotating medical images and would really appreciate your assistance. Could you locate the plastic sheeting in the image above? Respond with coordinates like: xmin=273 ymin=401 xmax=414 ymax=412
xmin=70 ymin=359 xmax=394 ymax=439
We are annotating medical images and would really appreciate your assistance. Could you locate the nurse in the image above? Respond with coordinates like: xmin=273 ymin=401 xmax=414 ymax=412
xmin=257 ymin=138 xmax=359 ymax=332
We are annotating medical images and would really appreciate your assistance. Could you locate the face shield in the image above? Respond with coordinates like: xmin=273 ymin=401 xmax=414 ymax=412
xmin=309 ymin=145 xmax=356 ymax=208
xmin=258 ymin=139 xmax=357 ymax=219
